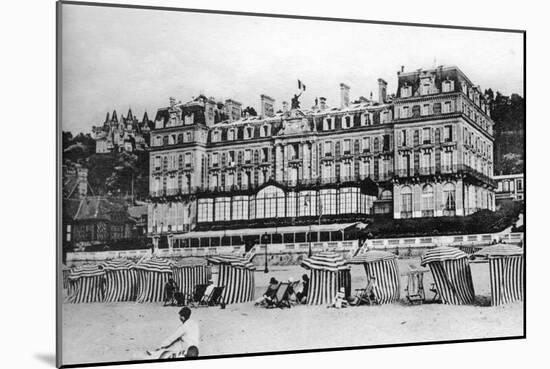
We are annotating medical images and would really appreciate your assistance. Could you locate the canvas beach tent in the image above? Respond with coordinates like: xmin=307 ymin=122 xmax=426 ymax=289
xmin=172 ymin=258 xmax=212 ymax=298
xmin=101 ymin=258 xmax=137 ymax=303
xmin=472 ymin=243 xmax=524 ymax=306
xmin=349 ymin=250 xmax=400 ymax=304
xmin=207 ymin=255 xmax=255 ymax=304
xmin=301 ymin=251 xmax=351 ymax=305
xmin=421 ymin=246 xmax=475 ymax=305
xmin=66 ymin=264 xmax=106 ymax=304
xmin=134 ymin=258 xmax=174 ymax=303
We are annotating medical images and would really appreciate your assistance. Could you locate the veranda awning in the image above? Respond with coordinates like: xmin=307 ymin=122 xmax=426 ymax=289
xmin=173 ymin=222 xmax=361 ymax=239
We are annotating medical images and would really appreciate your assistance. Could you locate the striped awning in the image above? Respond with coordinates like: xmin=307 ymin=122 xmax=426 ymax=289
xmin=349 ymin=250 xmax=397 ymax=264
xmin=421 ymin=246 xmax=468 ymax=266
xmin=101 ymin=258 xmax=134 ymax=271
xmin=133 ymin=258 xmax=173 ymax=273
xmin=207 ymin=255 xmax=256 ymax=270
xmin=301 ymin=251 xmax=350 ymax=272
xmin=68 ymin=264 xmax=105 ymax=280
xmin=472 ymin=244 xmax=524 ymax=259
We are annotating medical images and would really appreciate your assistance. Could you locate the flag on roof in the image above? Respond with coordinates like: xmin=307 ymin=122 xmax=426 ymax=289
xmin=298 ymin=79 xmax=306 ymax=91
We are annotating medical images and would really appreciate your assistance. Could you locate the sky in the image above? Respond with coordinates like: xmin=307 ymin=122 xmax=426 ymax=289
xmin=61 ymin=4 xmax=524 ymax=134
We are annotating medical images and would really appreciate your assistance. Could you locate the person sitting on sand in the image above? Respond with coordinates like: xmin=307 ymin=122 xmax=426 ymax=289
xmin=254 ymin=277 xmax=279 ymax=306
xmin=295 ymin=274 xmax=309 ymax=304
xmin=147 ymin=307 xmax=200 ymax=359
xmin=327 ymin=287 xmax=349 ymax=309
xmin=164 ymin=278 xmax=179 ymax=306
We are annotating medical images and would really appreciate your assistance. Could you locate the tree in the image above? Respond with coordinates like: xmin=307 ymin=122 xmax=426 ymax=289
xmin=242 ymin=106 xmax=258 ymax=117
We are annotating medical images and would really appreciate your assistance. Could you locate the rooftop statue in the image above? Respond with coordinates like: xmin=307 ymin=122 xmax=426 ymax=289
xmin=291 ymin=91 xmax=302 ymax=109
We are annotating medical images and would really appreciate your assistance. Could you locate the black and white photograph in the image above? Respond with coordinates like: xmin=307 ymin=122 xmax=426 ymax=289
xmin=57 ymin=1 xmax=525 ymax=367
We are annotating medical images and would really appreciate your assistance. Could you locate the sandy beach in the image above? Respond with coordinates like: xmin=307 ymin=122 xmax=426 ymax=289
xmin=61 ymin=258 xmax=524 ymax=366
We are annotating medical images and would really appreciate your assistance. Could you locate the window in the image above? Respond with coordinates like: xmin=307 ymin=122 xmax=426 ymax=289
xmin=421 ymin=83 xmax=431 ymax=95
xmin=412 ymin=105 xmax=421 ymax=118
xmin=422 ymin=152 xmax=432 ymax=172
xmin=324 ymin=118 xmax=335 ymax=130
xmin=186 ymin=132 xmax=192 ymax=142
xmin=383 ymin=135 xmax=390 ymax=151
xmin=401 ymin=130 xmax=407 ymax=146
xmin=286 ymin=192 xmax=297 ymax=217
xmin=373 ymin=137 xmax=380 ymax=152
xmin=154 ymin=156 xmax=161 ymax=170
xmin=433 ymin=103 xmax=442 ymax=115
xmin=343 ymin=116 xmax=352 ymax=129
xmin=401 ymin=106 xmax=410 ymax=118
xmin=261 ymin=147 xmax=269 ymax=162
xmin=362 ymin=137 xmax=370 ymax=152
xmin=228 ymin=151 xmax=236 ymax=165
xmin=228 ymin=129 xmax=235 ymax=141
xmin=444 ymin=125 xmax=453 ymax=142
xmin=339 ymin=187 xmax=359 ymax=214
xmin=212 ymin=153 xmax=219 ymax=166
xmin=401 ymin=85 xmax=412 ymax=98
xmin=380 ymin=110 xmax=390 ymax=123
xmin=324 ymin=141 xmax=333 ymax=156
xmin=184 ymin=152 xmax=192 ymax=167
xmin=299 ymin=191 xmax=317 ymax=216
xmin=244 ymin=127 xmax=253 ymax=139
xmin=244 ymin=149 xmax=251 ymax=163
xmin=443 ymin=101 xmax=452 ymax=114
xmin=361 ymin=113 xmax=370 ymax=126
xmin=422 ymin=128 xmax=431 ymax=144
xmin=163 ymin=136 xmax=169 ymax=146
xmin=197 ymin=198 xmax=213 ymax=222
xmin=320 ymin=189 xmax=337 ymax=215
xmin=401 ymin=186 xmax=413 ymax=218
xmin=262 ymin=125 xmax=269 ymax=137
xmin=177 ymin=134 xmax=184 ymax=144
xmin=442 ymin=80 xmax=454 ymax=93
xmin=184 ymin=114 xmax=193 ymax=125
xmin=421 ymin=104 xmax=430 ymax=116
xmin=343 ymin=139 xmax=351 ymax=154
xmin=215 ymin=197 xmax=231 ymax=221
xmin=212 ymin=131 xmax=220 ymax=142
xmin=517 ymin=179 xmax=523 ymax=192
xmin=443 ymin=183 xmax=456 ymax=214
xmin=422 ymin=185 xmax=434 ymax=216
xmin=232 ymin=196 xmax=249 ymax=220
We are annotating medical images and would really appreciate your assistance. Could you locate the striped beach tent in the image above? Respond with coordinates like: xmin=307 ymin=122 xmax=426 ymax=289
xmin=207 ymin=255 xmax=255 ymax=304
xmin=421 ymin=246 xmax=475 ymax=305
xmin=172 ymin=259 xmax=212 ymax=298
xmin=472 ymin=244 xmax=524 ymax=306
xmin=301 ymin=252 xmax=351 ymax=305
xmin=102 ymin=259 xmax=137 ymax=303
xmin=134 ymin=258 xmax=174 ymax=303
xmin=349 ymin=250 xmax=400 ymax=304
xmin=66 ymin=264 xmax=106 ymax=304
xmin=62 ymin=264 xmax=71 ymax=289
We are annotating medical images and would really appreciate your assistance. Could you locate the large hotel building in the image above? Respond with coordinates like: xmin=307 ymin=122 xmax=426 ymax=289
xmin=147 ymin=66 xmax=496 ymax=249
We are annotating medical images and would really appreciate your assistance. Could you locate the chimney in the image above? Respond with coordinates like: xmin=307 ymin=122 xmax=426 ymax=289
xmin=319 ymin=97 xmax=327 ymax=110
xmin=377 ymin=79 xmax=387 ymax=104
xmin=282 ymin=101 xmax=289 ymax=113
xmin=340 ymin=83 xmax=350 ymax=108
xmin=401 ymin=65 xmax=405 ymax=73
xmin=260 ymin=94 xmax=275 ymax=118
xmin=225 ymin=99 xmax=242 ymax=122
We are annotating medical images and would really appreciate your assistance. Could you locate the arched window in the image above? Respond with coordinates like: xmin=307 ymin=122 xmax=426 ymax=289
xmin=401 ymin=186 xmax=413 ymax=218
xmin=380 ymin=190 xmax=392 ymax=200
xmin=443 ymin=182 xmax=456 ymax=216
xmin=421 ymin=184 xmax=434 ymax=217
xmin=262 ymin=125 xmax=270 ymax=137
xmin=256 ymin=186 xmax=285 ymax=219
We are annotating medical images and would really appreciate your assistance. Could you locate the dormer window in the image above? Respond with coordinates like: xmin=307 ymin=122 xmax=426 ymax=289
xmin=212 ymin=130 xmax=220 ymax=142
xmin=244 ymin=126 xmax=253 ymax=139
xmin=184 ymin=113 xmax=193 ymax=125
xmin=360 ymin=113 xmax=370 ymax=126
xmin=442 ymin=80 xmax=454 ymax=93
xmin=323 ymin=117 xmax=335 ymax=130
xmin=261 ymin=125 xmax=270 ymax=137
xmin=342 ymin=116 xmax=352 ymax=129
xmin=401 ymin=85 xmax=412 ymax=98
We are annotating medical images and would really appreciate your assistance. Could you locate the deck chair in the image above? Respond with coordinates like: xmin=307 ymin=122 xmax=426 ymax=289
xmin=351 ymin=278 xmax=377 ymax=306
xmin=186 ymin=284 xmax=208 ymax=307
xmin=405 ymin=270 xmax=426 ymax=305
xmin=198 ymin=286 xmax=225 ymax=307
xmin=266 ymin=282 xmax=292 ymax=309
xmin=429 ymin=282 xmax=441 ymax=303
